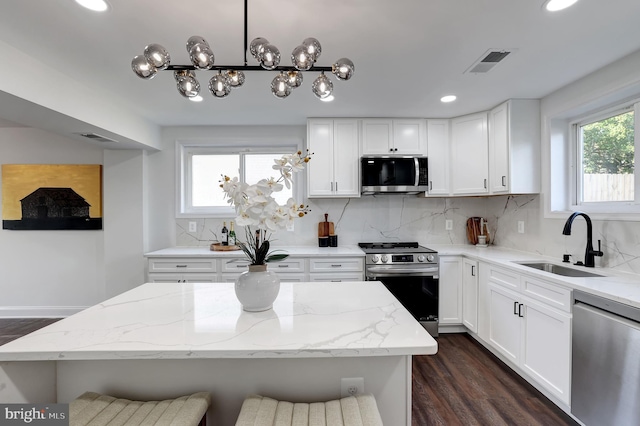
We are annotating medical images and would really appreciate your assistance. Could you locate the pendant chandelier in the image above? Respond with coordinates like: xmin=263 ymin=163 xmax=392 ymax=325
xmin=130 ymin=0 xmax=354 ymax=100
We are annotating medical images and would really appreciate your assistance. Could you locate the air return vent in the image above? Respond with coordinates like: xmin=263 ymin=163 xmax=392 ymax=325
xmin=465 ymin=49 xmax=516 ymax=74
xmin=76 ymin=132 xmax=119 ymax=143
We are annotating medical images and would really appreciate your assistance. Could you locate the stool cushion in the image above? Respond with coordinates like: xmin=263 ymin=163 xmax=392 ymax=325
xmin=235 ymin=394 xmax=383 ymax=426
xmin=70 ymin=391 xmax=211 ymax=426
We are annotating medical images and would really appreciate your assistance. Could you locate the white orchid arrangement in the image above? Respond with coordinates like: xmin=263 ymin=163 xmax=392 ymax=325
xmin=220 ymin=150 xmax=311 ymax=265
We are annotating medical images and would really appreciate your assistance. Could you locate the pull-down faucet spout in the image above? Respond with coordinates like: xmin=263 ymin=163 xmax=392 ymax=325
xmin=562 ymin=212 xmax=603 ymax=267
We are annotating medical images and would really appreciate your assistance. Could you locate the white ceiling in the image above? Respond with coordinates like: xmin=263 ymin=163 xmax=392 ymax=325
xmin=1 ymin=0 xmax=640 ymax=131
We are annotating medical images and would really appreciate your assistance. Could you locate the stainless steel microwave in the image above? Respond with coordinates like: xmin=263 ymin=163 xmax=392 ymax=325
xmin=361 ymin=156 xmax=429 ymax=195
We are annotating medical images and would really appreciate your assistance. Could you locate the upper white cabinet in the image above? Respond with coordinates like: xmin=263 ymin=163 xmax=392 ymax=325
xmin=450 ymin=112 xmax=489 ymax=195
xmin=488 ymin=99 xmax=541 ymax=194
xmin=361 ymin=119 xmax=426 ymax=155
xmin=425 ymin=119 xmax=450 ymax=196
xmin=307 ymin=119 xmax=360 ymax=198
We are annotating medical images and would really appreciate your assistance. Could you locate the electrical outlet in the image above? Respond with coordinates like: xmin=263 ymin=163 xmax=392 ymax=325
xmin=518 ymin=221 xmax=525 ymax=234
xmin=188 ymin=221 xmax=197 ymax=233
xmin=341 ymin=377 xmax=364 ymax=397
xmin=445 ymin=219 xmax=453 ymax=231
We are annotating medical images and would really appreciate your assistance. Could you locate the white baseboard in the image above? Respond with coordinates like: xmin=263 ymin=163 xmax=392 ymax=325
xmin=0 ymin=306 xmax=86 ymax=318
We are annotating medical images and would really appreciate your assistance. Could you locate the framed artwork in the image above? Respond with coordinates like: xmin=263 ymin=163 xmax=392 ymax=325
xmin=2 ymin=164 xmax=102 ymax=230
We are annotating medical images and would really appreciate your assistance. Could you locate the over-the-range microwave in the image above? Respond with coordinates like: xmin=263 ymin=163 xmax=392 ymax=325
xmin=361 ymin=156 xmax=429 ymax=195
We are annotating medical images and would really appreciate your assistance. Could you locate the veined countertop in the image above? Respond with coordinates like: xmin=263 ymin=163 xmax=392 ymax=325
xmin=145 ymin=245 xmax=365 ymax=258
xmin=433 ymin=244 xmax=640 ymax=310
xmin=0 ymin=281 xmax=436 ymax=361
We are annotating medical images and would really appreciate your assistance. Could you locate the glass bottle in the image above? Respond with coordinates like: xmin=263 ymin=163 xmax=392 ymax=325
xmin=229 ymin=221 xmax=236 ymax=246
xmin=221 ymin=221 xmax=229 ymax=246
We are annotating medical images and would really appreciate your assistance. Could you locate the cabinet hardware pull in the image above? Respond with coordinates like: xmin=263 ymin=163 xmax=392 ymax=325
xmin=176 ymin=265 xmax=187 ymax=268
xmin=331 ymin=181 xmax=334 ymax=192
xmin=331 ymin=264 xmax=342 ymax=267
xmin=236 ymin=264 xmax=248 ymax=268
xmin=483 ymin=179 xmax=487 ymax=189
xmin=389 ymin=148 xmax=393 ymax=152
xmin=331 ymin=280 xmax=341 ymax=282
xmin=518 ymin=303 xmax=524 ymax=317
xmin=502 ymin=176 xmax=506 ymax=186
xmin=429 ymin=181 xmax=433 ymax=191
xmin=471 ymin=265 xmax=475 ymax=276
xmin=514 ymin=301 xmax=518 ymax=315
xmin=335 ymin=181 xmax=338 ymax=192
xmin=278 ymin=264 xmax=289 ymax=268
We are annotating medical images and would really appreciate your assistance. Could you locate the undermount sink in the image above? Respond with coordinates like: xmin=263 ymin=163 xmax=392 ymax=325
xmin=516 ymin=262 xmax=603 ymax=278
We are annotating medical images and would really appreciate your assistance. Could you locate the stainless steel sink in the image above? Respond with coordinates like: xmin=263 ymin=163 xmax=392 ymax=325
xmin=515 ymin=262 xmax=603 ymax=278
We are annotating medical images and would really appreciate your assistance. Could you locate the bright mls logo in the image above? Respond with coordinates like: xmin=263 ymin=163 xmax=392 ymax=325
xmin=0 ymin=404 xmax=68 ymax=425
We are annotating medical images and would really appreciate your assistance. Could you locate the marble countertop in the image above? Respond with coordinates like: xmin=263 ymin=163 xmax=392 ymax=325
xmin=0 ymin=281 xmax=436 ymax=361
xmin=433 ymin=244 xmax=640 ymax=309
xmin=145 ymin=245 xmax=365 ymax=258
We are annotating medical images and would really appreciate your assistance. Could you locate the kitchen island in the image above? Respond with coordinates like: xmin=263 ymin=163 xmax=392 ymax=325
xmin=0 ymin=281 xmax=436 ymax=425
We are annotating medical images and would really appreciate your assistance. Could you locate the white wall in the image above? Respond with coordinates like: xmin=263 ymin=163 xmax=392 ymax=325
xmin=0 ymin=127 xmax=145 ymax=316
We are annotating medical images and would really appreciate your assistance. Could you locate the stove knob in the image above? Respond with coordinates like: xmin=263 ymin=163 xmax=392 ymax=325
xmin=427 ymin=254 xmax=435 ymax=262
xmin=417 ymin=255 xmax=426 ymax=262
xmin=381 ymin=254 xmax=389 ymax=263
xmin=371 ymin=254 xmax=380 ymax=263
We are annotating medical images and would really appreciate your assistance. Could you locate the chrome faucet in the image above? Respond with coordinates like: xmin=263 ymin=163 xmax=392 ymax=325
xmin=562 ymin=212 xmax=603 ymax=267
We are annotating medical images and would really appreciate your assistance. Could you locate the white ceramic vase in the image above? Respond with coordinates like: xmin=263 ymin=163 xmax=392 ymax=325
xmin=235 ymin=264 xmax=281 ymax=312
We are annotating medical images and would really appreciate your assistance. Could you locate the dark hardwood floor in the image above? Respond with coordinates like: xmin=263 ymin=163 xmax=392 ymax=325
xmin=413 ymin=333 xmax=578 ymax=426
xmin=1 ymin=320 xmax=576 ymax=425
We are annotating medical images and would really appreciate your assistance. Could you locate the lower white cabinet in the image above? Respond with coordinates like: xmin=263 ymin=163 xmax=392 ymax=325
xmin=486 ymin=269 xmax=571 ymax=405
xmin=148 ymin=273 xmax=217 ymax=283
xmin=462 ymin=258 xmax=479 ymax=333
xmin=438 ymin=256 xmax=463 ymax=325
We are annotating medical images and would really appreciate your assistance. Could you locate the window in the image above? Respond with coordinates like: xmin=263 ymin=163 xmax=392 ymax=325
xmin=573 ymin=101 xmax=640 ymax=211
xmin=178 ymin=141 xmax=300 ymax=217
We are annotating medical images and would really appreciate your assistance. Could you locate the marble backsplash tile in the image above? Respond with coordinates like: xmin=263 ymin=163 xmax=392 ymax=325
xmin=177 ymin=194 xmax=640 ymax=275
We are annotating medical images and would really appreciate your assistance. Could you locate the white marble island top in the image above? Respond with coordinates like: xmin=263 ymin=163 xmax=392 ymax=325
xmin=0 ymin=281 xmax=436 ymax=361
xmin=144 ymin=245 xmax=365 ymax=258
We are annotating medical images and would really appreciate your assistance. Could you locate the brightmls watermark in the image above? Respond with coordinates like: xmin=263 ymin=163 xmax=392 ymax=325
xmin=0 ymin=404 xmax=68 ymax=425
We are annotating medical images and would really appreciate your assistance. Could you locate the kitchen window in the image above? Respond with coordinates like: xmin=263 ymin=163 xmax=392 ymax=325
xmin=177 ymin=141 xmax=301 ymax=217
xmin=571 ymin=101 xmax=640 ymax=214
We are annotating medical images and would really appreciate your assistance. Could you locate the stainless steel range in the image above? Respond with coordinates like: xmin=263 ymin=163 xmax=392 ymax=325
xmin=359 ymin=242 xmax=439 ymax=337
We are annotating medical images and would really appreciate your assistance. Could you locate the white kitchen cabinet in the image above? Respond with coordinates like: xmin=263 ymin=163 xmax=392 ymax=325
xmin=450 ymin=112 xmax=489 ymax=195
xmin=462 ymin=258 xmax=479 ymax=333
xmin=488 ymin=99 xmax=540 ymax=194
xmin=307 ymin=119 xmax=360 ymax=198
xmin=308 ymin=257 xmax=364 ymax=281
xmin=425 ymin=119 xmax=450 ymax=196
xmin=438 ymin=256 xmax=462 ymax=325
xmin=147 ymin=273 xmax=218 ymax=283
xmin=361 ymin=119 xmax=426 ymax=155
xmin=488 ymin=282 xmax=521 ymax=364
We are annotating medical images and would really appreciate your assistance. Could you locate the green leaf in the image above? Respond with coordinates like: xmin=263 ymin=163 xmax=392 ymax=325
xmin=265 ymin=253 xmax=289 ymax=262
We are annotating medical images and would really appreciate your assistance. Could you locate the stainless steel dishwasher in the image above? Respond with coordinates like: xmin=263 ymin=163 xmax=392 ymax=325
xmin=572 ymin=290 xmax=640 ymax=426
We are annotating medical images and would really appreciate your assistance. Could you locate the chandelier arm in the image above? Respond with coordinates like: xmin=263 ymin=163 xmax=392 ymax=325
xmin=165 ymin=65 xmax=332 ymax=72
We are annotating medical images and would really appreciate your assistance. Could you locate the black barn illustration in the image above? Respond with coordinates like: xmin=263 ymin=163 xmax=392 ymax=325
xmin=21 ymin=188 xmax=90 ymax=219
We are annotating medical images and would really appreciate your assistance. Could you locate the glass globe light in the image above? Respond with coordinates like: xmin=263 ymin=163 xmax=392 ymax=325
xmin=271 ymin=73 xmax=292 ymax=99
xmin=186 ymin=36 xmax=209 ymax=51
xmin=302 ymin=37 xmax=321 ymax=62
xmin=131 ymin=55 xmax=157 ymax=79
xmin=312 ymin=72 xmax=333 ymax=99
xmin=209 ymin=72 xmax=231 ymax=98
xmin=143 ymin=44 xmax=170 ymax=70
xmin=189 ymin=43 xmax=215 ymax=70
xmin=291 ymin=45 xmax=313 ymax=71
xmin=331 ymin=58 xmax=355 ymax=81
xmin=260 ymin=44 xmax=281 ymax=70
xmin=286 ymin=70 xmax=303 ymax=88
xmin=249 ymin=37 xmax=269 ymax=60
xmin=174 ymin=71 xmax=200 ymax=98
xmin=226 ymin=70 xmax=245 ymax=88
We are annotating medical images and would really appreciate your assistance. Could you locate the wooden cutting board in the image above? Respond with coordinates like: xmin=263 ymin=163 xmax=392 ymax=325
xmin=318 ymin=213 xmax=335 ymax=237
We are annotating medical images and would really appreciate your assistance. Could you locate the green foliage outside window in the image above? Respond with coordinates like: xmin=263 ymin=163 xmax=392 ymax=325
xmin=581 ymin=111 xmax=634 ymax=174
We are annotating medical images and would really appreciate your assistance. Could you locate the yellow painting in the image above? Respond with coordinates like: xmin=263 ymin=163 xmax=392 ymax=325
xmin=2 ymin=164 xmax=102 ymax=230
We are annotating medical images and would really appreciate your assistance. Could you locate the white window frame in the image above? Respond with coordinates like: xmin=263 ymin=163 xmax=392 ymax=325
xmin=568 ymin=99 xmax=640 ymax=215
xmin=176 ymin=138 xmax=303 ymax=218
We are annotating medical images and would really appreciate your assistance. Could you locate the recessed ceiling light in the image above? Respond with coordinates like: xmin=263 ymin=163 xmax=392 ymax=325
xmin=320 ymin=95 xmax=335 ymax=102
xmin=75 ymin=0 xmax=110 ymax=12
xmin=440 ymin=95 xmax=457 ymax=103
xmin=189 ymin=95 xmax=203 ymax=102
xmin=543 ymin=0 xmax=578 ymax=12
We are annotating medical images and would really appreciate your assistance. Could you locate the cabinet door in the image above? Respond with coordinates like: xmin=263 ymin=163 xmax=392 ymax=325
xmin=488 ymin=282 xmax=521 ymax=364
xmin=521 ymin=298 xmax=571 ymax=405
xmin=393 ymin=119 xmax=426 ymax=154
xmin=333 ymin=119 xmax=361 ymax=197
xmin=489 ymin=101 xmax=510 ymax=193
xmin=361 ymin=119 xmax=393 ymax=154
xmin=307 ymin=119 xmax=335 ymax=197
xmin=309 ymin=273 xmax=364 ymax=282
xmin=438 ymin=256 xmax=462 ymax=325
xmin=462 ymin=258 xmax=479 ymax=332
xmin=426 ymin=119 xmax=450 ymax=196
xmin=148 ymin=273 xmax=185 ymax=283
xmin=451 ymin=113 xmax=489 ymax=194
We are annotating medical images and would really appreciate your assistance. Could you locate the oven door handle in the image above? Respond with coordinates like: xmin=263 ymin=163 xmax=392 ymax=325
xmin=366 ymin=266 xmax=439 ymax=278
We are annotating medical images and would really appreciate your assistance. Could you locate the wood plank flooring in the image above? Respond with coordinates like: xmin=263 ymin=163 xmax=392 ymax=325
xmin=1 ymin=320 xmax=577 ymax=425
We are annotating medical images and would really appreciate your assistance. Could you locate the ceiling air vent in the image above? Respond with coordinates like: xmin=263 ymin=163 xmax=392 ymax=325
xmin=76 ymin=132 xmax=119 ymax=143
xmin=464 ymin=49 xmax=515 ymax=74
